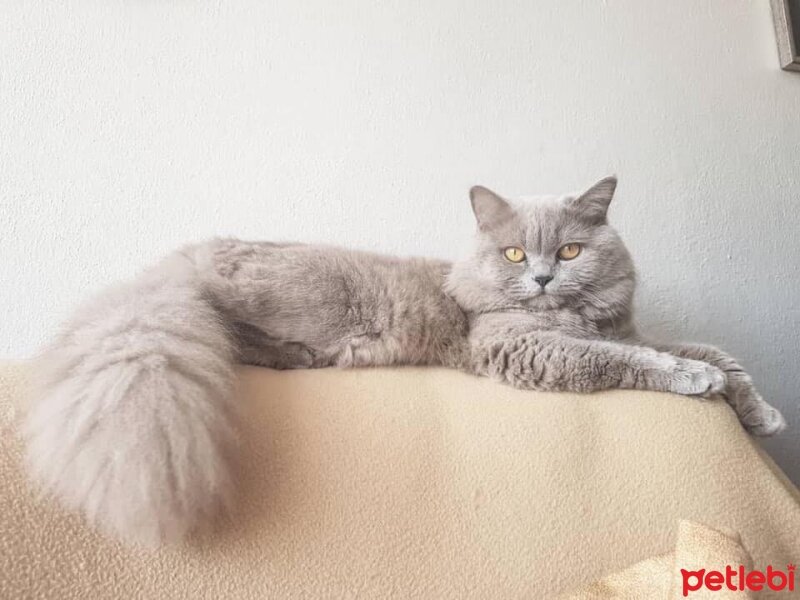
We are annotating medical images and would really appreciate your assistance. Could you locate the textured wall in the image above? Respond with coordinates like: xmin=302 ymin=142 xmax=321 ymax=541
xmin=1 ymin=1 xmax=799 ymax=481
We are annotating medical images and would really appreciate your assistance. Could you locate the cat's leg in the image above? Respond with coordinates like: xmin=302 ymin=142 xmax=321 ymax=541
xmin=231 ymin=320 xmax=317 ymax=369
xmin=238 ymin=341 xmax=317 ymax=370
xmin=468 ymin=330 xmax=726 ymax=396
xmin=641 ymin=342 xmax=785 ymax=436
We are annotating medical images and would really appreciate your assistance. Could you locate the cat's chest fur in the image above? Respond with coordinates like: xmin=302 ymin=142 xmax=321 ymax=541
xmin=476 ymin=309 xmax=601 ymax=336
xmin=466 ymin=306 xmax=625 ymax=343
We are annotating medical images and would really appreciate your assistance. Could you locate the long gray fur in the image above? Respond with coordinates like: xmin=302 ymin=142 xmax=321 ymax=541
xmin=24 ymin=176 xmax=785 ymax=546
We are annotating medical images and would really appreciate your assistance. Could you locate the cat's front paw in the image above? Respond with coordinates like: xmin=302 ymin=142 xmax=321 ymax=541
xmin=666 ymin=358 xmax=726 ymax=397
xmin=725 ymin=377 xmax=786 ymax=437
xmin=743 ymin=404 xmax=786 ymax=437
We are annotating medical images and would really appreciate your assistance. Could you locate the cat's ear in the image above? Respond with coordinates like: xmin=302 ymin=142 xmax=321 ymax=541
xmin=568 ymin=176 xmax=617 ymax=224
xmin=470 ymin=186 xmax=515 ymax=232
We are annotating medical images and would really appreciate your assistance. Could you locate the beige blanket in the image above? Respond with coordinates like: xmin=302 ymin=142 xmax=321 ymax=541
xmin=1 ymin=363 xmax=798 ymax=599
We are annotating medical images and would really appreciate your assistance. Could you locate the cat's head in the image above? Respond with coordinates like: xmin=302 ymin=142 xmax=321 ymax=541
xmin=445 ymin=176 xmax=636 ymax=319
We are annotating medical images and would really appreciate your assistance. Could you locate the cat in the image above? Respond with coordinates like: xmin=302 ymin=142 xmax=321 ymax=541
xmin=23 ymin=176 xmax=785 ymax=546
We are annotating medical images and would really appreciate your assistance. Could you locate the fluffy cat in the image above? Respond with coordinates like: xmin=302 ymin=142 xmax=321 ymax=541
xmin=24 ymin=176 xmax=785 ymax=546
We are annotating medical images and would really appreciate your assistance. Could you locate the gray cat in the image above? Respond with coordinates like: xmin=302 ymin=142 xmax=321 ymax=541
xmin=24 ymin=176 xmax=785 ymax=546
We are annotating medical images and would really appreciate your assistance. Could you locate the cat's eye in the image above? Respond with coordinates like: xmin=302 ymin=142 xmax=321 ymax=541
xmin=503 ymin=247 xmax=526 ymax=263
xmin=557 ymin=243 xmax=582 ymax=261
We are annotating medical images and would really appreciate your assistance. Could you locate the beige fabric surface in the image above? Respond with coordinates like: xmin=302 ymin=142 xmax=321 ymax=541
xmin=1 ymin=363 xmax=799 ymax=599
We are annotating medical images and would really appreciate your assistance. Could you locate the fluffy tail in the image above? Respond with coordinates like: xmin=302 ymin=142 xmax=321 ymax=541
xmin=24 ymin=248 xmax=237 ymax=545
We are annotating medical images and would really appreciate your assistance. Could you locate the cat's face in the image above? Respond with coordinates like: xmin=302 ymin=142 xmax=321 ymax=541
xmin=446 ymin=177 xmax=636 ymax=316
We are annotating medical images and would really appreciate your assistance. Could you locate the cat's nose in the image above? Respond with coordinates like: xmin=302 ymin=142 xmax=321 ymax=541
xmin=534 ymin=275 xmax=554 ymax=288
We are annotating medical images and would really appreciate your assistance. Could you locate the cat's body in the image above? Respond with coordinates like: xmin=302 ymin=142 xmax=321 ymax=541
xmin=204 ymin=239 xmax=468 ymax=370
xmin=24 ymin=177 xmax=786 ymax=546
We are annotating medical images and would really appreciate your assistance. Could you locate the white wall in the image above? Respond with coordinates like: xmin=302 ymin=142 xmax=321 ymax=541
xmin=2 ymin=1 xmax=799 ymax=482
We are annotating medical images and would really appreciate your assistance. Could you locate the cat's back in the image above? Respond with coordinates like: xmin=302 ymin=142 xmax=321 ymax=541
xmin=200 ymin=237 xmax=453 ymax=303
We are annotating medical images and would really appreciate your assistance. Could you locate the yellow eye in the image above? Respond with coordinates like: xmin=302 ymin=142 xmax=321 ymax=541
xmin=503 ymin=247 xmax=526 ymax=263
xmin=557 ymin=243 xmax=582 ymax=261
